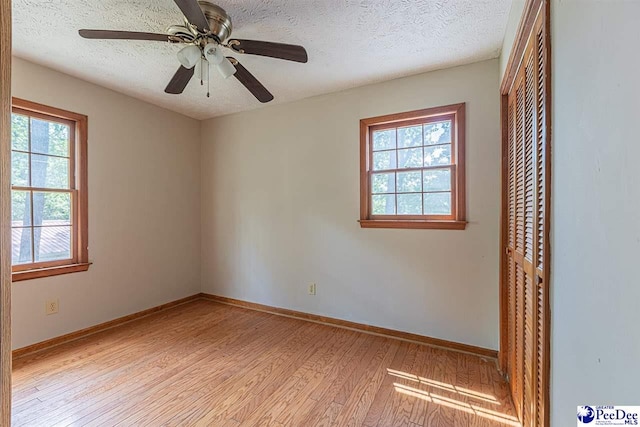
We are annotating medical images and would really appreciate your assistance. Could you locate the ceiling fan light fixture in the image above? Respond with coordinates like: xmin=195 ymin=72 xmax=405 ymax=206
xmin=217 ymin=57 xmax=237 ymax=79
xmin=204 ymin=43 xmax=224 ymax=65
xmin=177 ymin=45 xmax=201 ymax=69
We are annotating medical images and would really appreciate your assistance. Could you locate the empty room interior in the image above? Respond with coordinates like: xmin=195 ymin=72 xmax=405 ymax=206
xmin=0 ymin=0 xmax=639 ymax=426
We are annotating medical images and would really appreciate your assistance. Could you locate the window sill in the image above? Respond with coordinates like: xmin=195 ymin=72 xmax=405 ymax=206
xmin=359 ymin=220 xmax=467 ymax=230
xmin=12 ymin=263 xmax=92 ymax=282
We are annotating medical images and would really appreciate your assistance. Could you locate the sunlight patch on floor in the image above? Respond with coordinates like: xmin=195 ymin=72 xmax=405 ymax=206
xmin=388 ymin=368 xmax=521 ymax=427
xmin=387 ymin=368 xmax=500 ymax=404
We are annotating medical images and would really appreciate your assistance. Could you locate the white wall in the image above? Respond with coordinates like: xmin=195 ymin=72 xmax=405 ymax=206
xmin=500 ymin=0 xmax=526 ymax=80
xmin=11 ymin=58 xmax=201 ymax=349
xmin=200 ymin=59 xmax=501 ymax=350
xmin=551 ymin=1 xmax=640 ymax=425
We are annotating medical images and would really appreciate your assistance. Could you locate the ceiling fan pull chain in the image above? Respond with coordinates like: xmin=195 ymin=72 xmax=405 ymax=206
xmin=207 ymin=63 xmax=211 ymax=98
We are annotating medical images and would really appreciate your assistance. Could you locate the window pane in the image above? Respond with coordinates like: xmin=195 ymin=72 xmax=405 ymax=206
xmin=397 ymin=125 xmax=422 ymax=148
xmin=11 ymin=151 xmax=29 ymax=187
xmin=371 ymin=172 xmax=395 ymax=194
xmin=423 ymin=168 xmax=451 ymax=192
xmin=424 ymin=120 xmax=451 ymax=145
xmin=372 ymin=129 xmax=396 ymax=151
xmin=397 ymin=148 xmax=422 ymax=169
xmin=397 ymin=171 xmax=422 ymax=193
xmin=12 ymin=227 xmax=33 ymax=265
xmin=31 ymin=118 xmax=70 ymax=157
xmin=424 ymin=192 xmax=452 ymax=215
xmin=31 ymin=154 xmax=69 ymax=189
xmin=33 ymin=192 xmax=72 ymax=226
xmin=398 ymin=193 xmax=422 ymax=215
xmin=372 ymin=150 xmax=397 ymax=171
xmin=372 ymin=194 xmax=396 ymax=215
xmin=12 ymin=190 xmax=31 ymax=227
xmin=11 ymin=113 xmax=29 ymax=151
xmin=34 ymin=226 xmax=72 ymax=262
xmin=424 ymin=144 xmax=451 ymax=166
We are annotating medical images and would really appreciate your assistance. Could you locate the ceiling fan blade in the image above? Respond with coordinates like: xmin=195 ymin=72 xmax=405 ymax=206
xmin=79 ymin=29 xmax=170 ymax=42
xmin=227 ymin=39 xmax=308 ymax=63
xmin=173 ymin=0 xmax=210 ymax=32
xmin=165 ymin=66 xmax=195 ymax=94
xmin=228 ymin=58 xmax=274 ymax=103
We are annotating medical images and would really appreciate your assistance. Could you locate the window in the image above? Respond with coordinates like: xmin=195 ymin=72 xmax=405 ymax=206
xmin=359 ymin=103 xmax=466 ymax=230
xmin=10 ymin=98 xmax=89 ymax=281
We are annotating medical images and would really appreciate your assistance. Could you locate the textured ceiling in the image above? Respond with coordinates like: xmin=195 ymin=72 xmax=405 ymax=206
xmin=12 ymin=0 xmax=512 ymax=119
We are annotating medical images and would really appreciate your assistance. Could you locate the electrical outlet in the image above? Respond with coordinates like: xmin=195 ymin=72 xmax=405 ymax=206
xmin=308 ymin=283 xmax=316 ymax=295
xmin=45 ymin=299 xmax=59 ymax=315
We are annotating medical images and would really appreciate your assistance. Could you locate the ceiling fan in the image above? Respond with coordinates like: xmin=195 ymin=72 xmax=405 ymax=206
xmin=78 ymin=0 xmax=308 ymax=103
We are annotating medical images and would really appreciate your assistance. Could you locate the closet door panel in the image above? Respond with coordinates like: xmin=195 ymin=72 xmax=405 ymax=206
xmin=503 ymin=4 xmax=549 ymax=426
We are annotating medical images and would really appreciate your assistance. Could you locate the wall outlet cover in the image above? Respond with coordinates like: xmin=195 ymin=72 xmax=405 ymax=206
xmin=46 ymin=299 xmax=59 ymax=315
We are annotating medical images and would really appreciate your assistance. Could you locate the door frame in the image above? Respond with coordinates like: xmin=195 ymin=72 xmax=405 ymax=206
xmin=499 ymin=0 xmax=551 ymax=424
xmin=1 ymin=0 xmax=12 ymax=423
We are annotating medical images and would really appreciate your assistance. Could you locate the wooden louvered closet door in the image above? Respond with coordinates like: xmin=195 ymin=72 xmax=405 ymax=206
xmin=503 ymin=2 xmax=549 ymax=427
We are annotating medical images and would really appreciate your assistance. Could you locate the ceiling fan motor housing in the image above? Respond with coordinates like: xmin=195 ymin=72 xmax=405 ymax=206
xmin=198 ymin=1 xmax=232 ymax=42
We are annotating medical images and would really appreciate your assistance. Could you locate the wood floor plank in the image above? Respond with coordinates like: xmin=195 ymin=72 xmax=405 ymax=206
xmin=362 ymin=340 xmax=411 ymax=427
xmin=235 ymin=328 xmax=359 ymax=427
xmin=15 ymin=303 xmax=263 ymax=427
xmin=83 ymin=312 xmax=297 ymax=426
xmin=185 ymin=323 xmax=327 ymax=426
xmin=286 ymin=333 xmax=371 ymax=427
xmin=222 ymin=343 xmax=323 ymax=423
xmin=407 ymin=344 xmax=435 ymax=425
xmin=423 ymin=348 xmax=458 ymax=426
xmin=11 ymin=300 xmax=517 ymax=427
xmin=390 ymin=343 xmax=428 ymax=426
xmin=307 ymin=332 xmax=371 ymax=402
xmin=332 ymin=339 xmax=399 ymax=427
xmin=274 ymin=331 xmax=360 ymax=426
xmin=144 ymin=322 xmax=322 ymax=426
xmin=375 ymin=342 xmax=421 ymax=427
xmin=297 ymin=336 xmax=379 ymax=426
xmin=51 ymin=305 xmax=274 ymax=426
xmin=13 ymin=301 xmax=210 ymax=379
xmin=11 ymin=302 xmax=231 ymax=410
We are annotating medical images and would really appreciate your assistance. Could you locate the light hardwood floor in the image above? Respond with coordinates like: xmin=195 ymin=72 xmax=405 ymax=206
xmin=12 ymin=300 xmax=519 ymax=426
